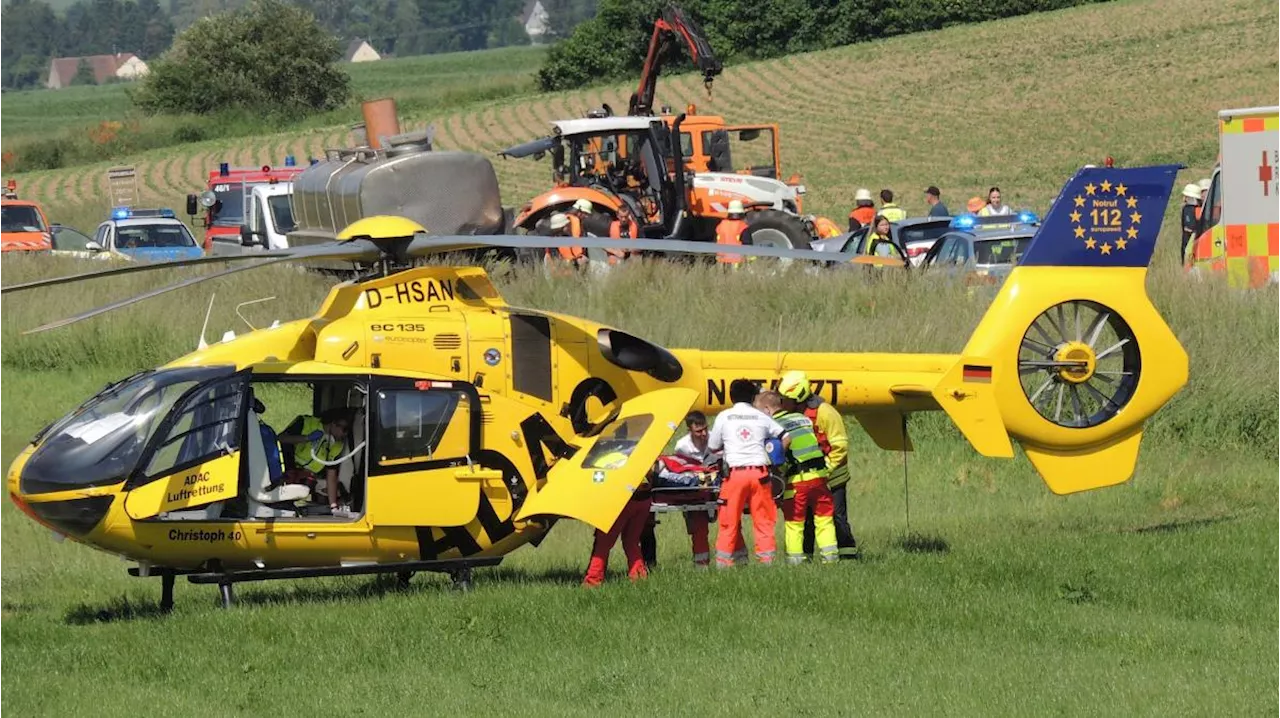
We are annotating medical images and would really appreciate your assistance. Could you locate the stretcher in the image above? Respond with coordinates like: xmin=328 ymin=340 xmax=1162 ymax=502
xmin=647 ymin=485 xmax=719 ymax=519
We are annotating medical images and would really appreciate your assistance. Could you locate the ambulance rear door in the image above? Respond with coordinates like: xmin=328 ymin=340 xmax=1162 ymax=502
xmin=1217 ymin=106 xmax=1279 ymax=287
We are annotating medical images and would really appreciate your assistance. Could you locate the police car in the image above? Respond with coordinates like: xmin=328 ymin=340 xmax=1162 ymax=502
xmin=918 ymin=211 xmax=1040 ymax=282
xmin=59 ymin=208 xmax=204 ymax=261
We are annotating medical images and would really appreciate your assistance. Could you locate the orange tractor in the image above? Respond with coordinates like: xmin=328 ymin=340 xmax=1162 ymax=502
xmin=501 ymin=5 xmax=830 ymax=250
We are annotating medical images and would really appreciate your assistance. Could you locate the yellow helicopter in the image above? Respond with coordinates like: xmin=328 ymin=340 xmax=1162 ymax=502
xmin=4 ymin=165 xmax=1187 ymax=609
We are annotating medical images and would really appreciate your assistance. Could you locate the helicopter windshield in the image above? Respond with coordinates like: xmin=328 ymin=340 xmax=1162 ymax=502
xmin=21 ymin=366 xmax=237 ymax=495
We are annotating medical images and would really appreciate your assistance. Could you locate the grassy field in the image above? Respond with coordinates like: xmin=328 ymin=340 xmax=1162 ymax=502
xmin=2 ymin=0 xmax=1278 ymax=713
xmin=1 ymin=253 xmax=1276 ymax=715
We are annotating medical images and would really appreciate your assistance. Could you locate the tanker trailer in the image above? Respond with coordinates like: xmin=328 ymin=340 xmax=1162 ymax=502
xmin=289 ymin=131 xmax=509 ymax=253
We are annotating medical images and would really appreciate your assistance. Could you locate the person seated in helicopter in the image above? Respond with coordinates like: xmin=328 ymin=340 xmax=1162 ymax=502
xmin=278 ymin=408 xmax=354 ymax=518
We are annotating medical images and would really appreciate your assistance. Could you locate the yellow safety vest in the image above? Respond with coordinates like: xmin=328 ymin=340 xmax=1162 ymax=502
xmin=294 ymin=416 xmax=345 ymax=474
xmin=880 ymin=204 xmax=907 ymax=222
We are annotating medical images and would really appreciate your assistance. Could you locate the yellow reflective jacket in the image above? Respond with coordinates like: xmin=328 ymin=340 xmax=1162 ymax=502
xmin=879 ymin=203 xmax=907 ymax=222
xmin=293 ymin=416 xmax=345 ymax=474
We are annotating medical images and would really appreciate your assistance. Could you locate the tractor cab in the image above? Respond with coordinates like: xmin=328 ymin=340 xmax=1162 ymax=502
xmin=659 ymin=106 xmax=787 ymax=182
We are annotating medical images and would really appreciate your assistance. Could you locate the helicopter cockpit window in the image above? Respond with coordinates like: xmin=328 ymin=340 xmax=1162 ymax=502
xmin=374 ymin=388 xmax=472 ymax=466
xmin=20 ymin=366 xmax=236 ymax=495
xmin=143 ymin=374 xmax=248 ymax=479
xmin=581 ymin=414 xmax=654 ymax=470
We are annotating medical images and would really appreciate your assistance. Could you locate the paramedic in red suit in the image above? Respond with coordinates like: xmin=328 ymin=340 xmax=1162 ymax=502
xmin=582 ymin=472 xmax=653 ymax=587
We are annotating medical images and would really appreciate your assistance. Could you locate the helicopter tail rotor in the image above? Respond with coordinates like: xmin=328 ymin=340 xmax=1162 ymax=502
xmin=958 ymin=164 xmax=1187 ymax=494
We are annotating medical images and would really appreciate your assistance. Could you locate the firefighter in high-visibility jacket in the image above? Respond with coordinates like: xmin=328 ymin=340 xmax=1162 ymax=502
xmin=811 ymin=215 xmax=842 ymax=239
xmin=606 ymin=203 xmax=640 ymax=264
xmin=849 ymin=188 xmax=876 ymax=231
xmin=545 ymin=212 xmax=588 ymax=268
xmin=755 ymin=391 xmax=838 ymax=564
xmin=715 ymin=200 xmax=749 ymax=266
xmin=778 ymin=370 xmax=860 ymax=559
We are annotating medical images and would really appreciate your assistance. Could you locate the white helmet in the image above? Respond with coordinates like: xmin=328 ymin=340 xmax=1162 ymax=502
xmin=854 ymin=188 xmax=873 ymax=202
xmin=1181 ymin=183 xmax=1201 ymax=200
xmin=549 ymin=213 xmax=570 ymax=230
xmin=1198 ymin=178 xmax=1212 ymax=192
xmin=573 ymin=199 xmax=593 ymax=213
xmin=727 ymin=200 xmax=745 ymax=216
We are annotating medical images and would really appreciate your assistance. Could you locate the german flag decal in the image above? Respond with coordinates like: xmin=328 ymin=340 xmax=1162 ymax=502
xmin=962 ymin=364 xmax=993 ymax=383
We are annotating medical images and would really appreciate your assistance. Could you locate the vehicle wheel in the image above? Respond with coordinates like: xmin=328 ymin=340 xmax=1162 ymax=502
xmin=742 ymin=209 xmax=812 ymax=251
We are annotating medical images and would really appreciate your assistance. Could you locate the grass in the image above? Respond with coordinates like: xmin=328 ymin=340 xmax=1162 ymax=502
xmin=1 ymin=253 xmax=1276 ymax=714
xmin=2 ymin=0 xmax=1278 ymax=713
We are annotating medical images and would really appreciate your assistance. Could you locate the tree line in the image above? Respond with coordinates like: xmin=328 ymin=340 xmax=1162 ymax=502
xmin=1 ymin=0 xmax=599 ymax=90
xmin=538 ymin=0 xmax=1110 ymax=91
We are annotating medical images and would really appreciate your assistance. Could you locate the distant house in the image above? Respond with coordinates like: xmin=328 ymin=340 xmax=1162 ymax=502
xmin=522 ymin=0 xmax=550 ymax=43
xmin=344 ymin=39 xmax=381 ymax=63
xmin=46 ymin=53 xmax=149 ymax=89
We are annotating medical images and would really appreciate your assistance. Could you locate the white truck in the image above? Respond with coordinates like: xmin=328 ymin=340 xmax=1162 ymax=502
xmin=230 ymin=181 xmax=295 ymax=252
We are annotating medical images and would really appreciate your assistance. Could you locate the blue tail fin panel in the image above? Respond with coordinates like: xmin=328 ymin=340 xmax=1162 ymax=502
xmin=1019 ymin=165 xmax=1180 ymax=268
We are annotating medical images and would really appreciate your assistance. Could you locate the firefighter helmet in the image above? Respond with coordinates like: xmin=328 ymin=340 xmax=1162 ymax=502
xmin=549 ymin=213 xmax=570 ymax=230
xmin=854 ymin=188 xmax=873 ymax=203
xmin=727 ymin=200 xmax=745 ymax=216
xmin=778 ymin=370 xmax=812 ymax=402
xmin=573 ymin=199 xmax=594 ymax=213
xmin=1181 ymin=183 xmax=1201 ymax=200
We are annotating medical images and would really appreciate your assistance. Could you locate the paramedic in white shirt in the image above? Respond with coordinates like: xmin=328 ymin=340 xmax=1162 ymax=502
xmin=707 ymin=380 xmax=789 ymax=567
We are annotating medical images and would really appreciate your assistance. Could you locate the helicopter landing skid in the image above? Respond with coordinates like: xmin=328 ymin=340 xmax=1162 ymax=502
xmin=130 ymin=557 xmax=502 ymax=610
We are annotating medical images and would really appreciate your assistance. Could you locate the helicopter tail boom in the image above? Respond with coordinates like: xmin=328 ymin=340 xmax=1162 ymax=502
xmin=683 ymin=165 xmax=1187 ymax=494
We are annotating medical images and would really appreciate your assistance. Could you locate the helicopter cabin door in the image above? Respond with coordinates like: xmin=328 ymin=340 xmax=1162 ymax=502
xmin=515 ymin=387 xmax=698 ymax=533
xmin=363 ymin=378 xmax=484 ymax=527
xmin=124 ymin=369 xmax=250 ymax=520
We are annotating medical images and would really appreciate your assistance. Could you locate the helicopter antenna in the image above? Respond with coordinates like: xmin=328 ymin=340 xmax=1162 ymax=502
xmin=234 ymin=296 xmax=277 ymax=332
xmin=901 ymin=414 xmax=911 ymax=534
xmin=773 ymin=315 xmax=785 ymax=373
xmin=197 ymin=293 xmax=216 ymax=350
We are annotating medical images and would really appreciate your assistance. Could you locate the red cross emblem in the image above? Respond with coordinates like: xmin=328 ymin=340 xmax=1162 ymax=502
xmin=737 ymin=427 xmax=752 ymax=441
xmin=1260 ymin=152 xmax=1273 ymax=197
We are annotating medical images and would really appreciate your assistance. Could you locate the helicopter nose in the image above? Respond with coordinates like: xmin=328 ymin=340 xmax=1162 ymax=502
xmin=9 ymin=491 xmax=114 ymax=538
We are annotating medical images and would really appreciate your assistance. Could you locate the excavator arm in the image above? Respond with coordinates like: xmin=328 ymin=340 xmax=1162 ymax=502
xmin=629 ymin=5 xmax=723 ymax=116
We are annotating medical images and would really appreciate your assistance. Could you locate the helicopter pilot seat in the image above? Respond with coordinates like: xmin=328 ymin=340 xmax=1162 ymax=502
xmin=245 ymin=409 xmax=310 ymax=517
xmin=336 ymin=407 xmax=365 ymax=510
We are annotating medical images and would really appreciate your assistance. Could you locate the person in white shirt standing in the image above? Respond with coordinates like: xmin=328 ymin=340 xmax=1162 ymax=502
xmin=978 ymin=186 xmax=1014 ymax=216
xmin=707 ymin=380 xmax=789 ymax=567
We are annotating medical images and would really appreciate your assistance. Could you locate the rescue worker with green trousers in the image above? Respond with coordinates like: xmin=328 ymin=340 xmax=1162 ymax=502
xmin=778 ymin=371 xmax=860 ymax=559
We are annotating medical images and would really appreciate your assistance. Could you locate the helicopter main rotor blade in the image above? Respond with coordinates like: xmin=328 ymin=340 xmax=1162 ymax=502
xmin=1 ymin=249 xmax=301 ymax=294
xmin=405 ymin=234 xmax=855 ymax=264
xmin=22 ymin=240 xmax=383 ymax=335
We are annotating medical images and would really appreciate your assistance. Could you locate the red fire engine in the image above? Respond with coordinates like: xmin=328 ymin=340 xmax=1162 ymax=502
xmin=187 ymin=158 xmax=306 ymax=251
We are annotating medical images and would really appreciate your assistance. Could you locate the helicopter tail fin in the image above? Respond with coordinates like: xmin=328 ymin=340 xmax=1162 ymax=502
xmin=958 ymin=164 xmax=1187 ymax=494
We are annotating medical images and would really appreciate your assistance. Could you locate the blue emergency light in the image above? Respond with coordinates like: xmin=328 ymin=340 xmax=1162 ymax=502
xmin=111 ymin=207 xmax=176 ymax=220
xmin=951 ymin=213 xmax=978 ymax=230
xmin=284 ymin=155 xmax=296 ymax=167
xmin=218 ymin=162 xmax=230 ymax=177
xmin=1017 ymin=210 xmax=1040 ymax=225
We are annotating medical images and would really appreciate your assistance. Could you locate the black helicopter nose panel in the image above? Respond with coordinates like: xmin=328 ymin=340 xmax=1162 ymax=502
xmin=24 ymin=495 xmax=114 ymax=537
